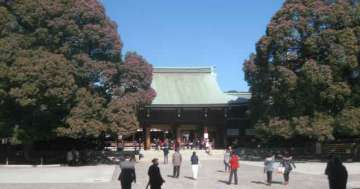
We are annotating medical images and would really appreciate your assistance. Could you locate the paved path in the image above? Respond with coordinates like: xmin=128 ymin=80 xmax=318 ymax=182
xmin=0 ymin=165 xmax=115 ymax=183
xmin=241 ymin=161 xmax=360 ymax=175
xmin=1 ymin=159 xmax=360 ymax=189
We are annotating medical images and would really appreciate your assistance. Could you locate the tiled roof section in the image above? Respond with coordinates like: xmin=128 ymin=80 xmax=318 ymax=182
xmin=150 ymin=67 xmax=250 ymax=106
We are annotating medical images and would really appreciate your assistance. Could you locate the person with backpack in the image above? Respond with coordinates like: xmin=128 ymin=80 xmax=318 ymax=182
xmin=190 ymin=151 xmax=199 ymax=179
xmin=228 ymin=151 xmax=240 ymax=185
xmin=118 ymin=155 xmax=136 ymax=189
xmin=281 ymin=152 xmax=296 ymax=185
xmin=264 ymin=153 xmax=275 ymax=186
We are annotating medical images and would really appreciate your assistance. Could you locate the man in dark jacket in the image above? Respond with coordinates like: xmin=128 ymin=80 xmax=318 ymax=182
xmin=148 ymin=158 xmax=165 ymax=189
xmin=325 ymin=156 xmax=348 ymax=189
xmin=191 ymin=151 xmax=199 ymax=179
xmin=118 ymin=155 xmax=136 ymax=189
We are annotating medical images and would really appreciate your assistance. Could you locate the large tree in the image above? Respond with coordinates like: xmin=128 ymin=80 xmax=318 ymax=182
xmin=0 ymin=0 xmax=155 ymax=148
xmin=244 ymin=0 xmax=360 ymax=141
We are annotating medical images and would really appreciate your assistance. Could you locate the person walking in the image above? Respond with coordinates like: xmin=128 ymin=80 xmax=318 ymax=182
xmin=147 ymin=158 xmax=165 ymax=189
xmin=264 ymin=153 xmax=275 ymax=186
xmin=190 ymin=151 xmax=199 ymax=179
xmin=172 ymin=149 xmax=182 ymax=178
xmin=224 ymin=148 xmax=231 ymax=172
xmin=228 ymin=151 xmax=240 ymax=185
xmin=281 ymin=152 xmax=296 ymax=185
xmin=325 ymin=156 xmax=348 ymax=189
xmin=118 ymin=155 xmax=136 ymax=189
xmin=163 ymin=143 xmax=169 ymax=164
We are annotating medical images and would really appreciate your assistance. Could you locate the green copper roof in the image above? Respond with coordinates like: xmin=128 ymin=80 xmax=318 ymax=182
xmin=150 ymin=67 xmax=250 ymax=106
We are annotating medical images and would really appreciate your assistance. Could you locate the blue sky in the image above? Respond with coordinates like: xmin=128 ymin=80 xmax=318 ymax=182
xmin=102 ymin=0 xmax=285 ymax=92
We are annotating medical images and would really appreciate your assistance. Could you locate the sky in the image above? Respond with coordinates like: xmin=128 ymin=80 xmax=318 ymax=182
xmin=101 ymin=0 xmax=285 ymax=92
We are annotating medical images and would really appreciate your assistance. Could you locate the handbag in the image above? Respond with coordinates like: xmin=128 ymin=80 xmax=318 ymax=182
xmin=276 ymin=166 xmax=285 ymax=175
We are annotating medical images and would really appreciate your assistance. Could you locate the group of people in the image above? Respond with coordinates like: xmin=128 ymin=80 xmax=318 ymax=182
xmin=262 ymin=152 xmax=296 ymax=186
xmin=118 ymin=148 xmax=200 ymax=189
xmin=151 ymin=138 xmax=213 ymax=152
xmin=66 ymin=148 xmax=80 ymax=166
xmin=262 ymin=152 xmax=348 ymax=188
xmin=225 ymin=149 xmax=241 ymax=185
xmin=118 ymin=146 xmax=350 ymax=189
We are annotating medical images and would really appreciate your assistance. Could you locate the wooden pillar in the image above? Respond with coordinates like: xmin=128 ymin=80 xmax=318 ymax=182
xmin=193 ymin=130 xmax=198 ymax=141
xmin=143 ymin=125 xmax=151 ymax=150
xmin=223 ymin=126 xmax=228 ymax=148
xmin=176 ymin=126 xmax=181 ymax=144
xmin=216 ymin=125 xmax=224 ymax=149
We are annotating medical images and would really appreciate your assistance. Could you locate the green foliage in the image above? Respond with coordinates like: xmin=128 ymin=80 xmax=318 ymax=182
xmin=0 ymin=0 xmax=154 ymax=144
xmin=244 ymin=0 xmax=360 ymax=141
xmin=336 ymin=107 xmax=360 ymax=136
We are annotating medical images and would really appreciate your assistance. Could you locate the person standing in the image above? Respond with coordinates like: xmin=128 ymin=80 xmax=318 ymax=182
xmin=118 ymin=155 xmax=136 ymax=189
xmin=148 ymin=158 xmax=165 ymax=189
xmin=74 ymin=149 xmax=80 ymax=166
xmin=207 ymin=140 xmax=212 ymax=155
xmin=172 ymin=149 xmax=182 ymax=178
xmin=228 ymin=151 xmax=240 ymax=185
xmin=224 ymin=148 xmax=231 ymax=172
xmin=156 ymin=138 xmax=161 ymax=150
xmin=175 ymin=140 xmax=180 ymax=150
xmin=264 ymin=153 xmax=275 ymax=186
xmin=281 ymin=152 xmax=296 ymax=185
xmin=190 ymin=151 xmax=199 ymax=179
xmin=163 ymin=143 xmax=169 ymax=164
xmin=66 ymin=150 xmax=74 ymax=166
xmin=325 ymin=156 xmax=348 ymax=189
xmin=205 ymin=139 xmax=210 ymax=153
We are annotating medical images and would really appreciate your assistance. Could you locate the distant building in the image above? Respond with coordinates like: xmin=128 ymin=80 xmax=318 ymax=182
xmin=138 ymin=67 xmax=251 ymax=149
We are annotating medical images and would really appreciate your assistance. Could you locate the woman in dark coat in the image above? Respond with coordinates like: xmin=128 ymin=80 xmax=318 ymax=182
xmin=147 ymin=158 xmax=165 ymax=189
xmin=118 ymin=155 xmax=136 ymax=189
xmin=325 ymin=157 xmax=348 ymax=189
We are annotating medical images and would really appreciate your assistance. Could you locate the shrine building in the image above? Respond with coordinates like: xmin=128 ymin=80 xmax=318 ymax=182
xmin=138 ymin=67 xmax=251 ymax=149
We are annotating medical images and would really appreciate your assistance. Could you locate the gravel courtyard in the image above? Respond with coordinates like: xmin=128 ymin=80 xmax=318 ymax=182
xmin=1 ymin=150 xmax=360 ymax=189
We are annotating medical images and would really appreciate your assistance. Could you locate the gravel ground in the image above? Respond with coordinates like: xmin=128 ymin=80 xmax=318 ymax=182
xmin=1 ymin=159 xmax=359 ymax=189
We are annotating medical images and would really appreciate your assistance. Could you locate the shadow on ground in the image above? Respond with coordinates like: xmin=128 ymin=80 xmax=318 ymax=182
xmin=184 ymin=176 xmax=195 ymax=180
xmin=218 ymin=180 xmax=229 ymax=184
xmin=251 ymin=180 xmax=283 ymax=185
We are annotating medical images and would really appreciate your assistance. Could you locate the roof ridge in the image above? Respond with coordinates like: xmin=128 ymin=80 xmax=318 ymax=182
xmin=153 ymin=67 xmax=215 ymax=73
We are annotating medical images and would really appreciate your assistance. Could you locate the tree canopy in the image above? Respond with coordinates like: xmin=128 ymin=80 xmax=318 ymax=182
xmin=244 ymin=0 xmax=360 ymax=141
xmin=0 ymin=0 xmax=155 ymax=144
